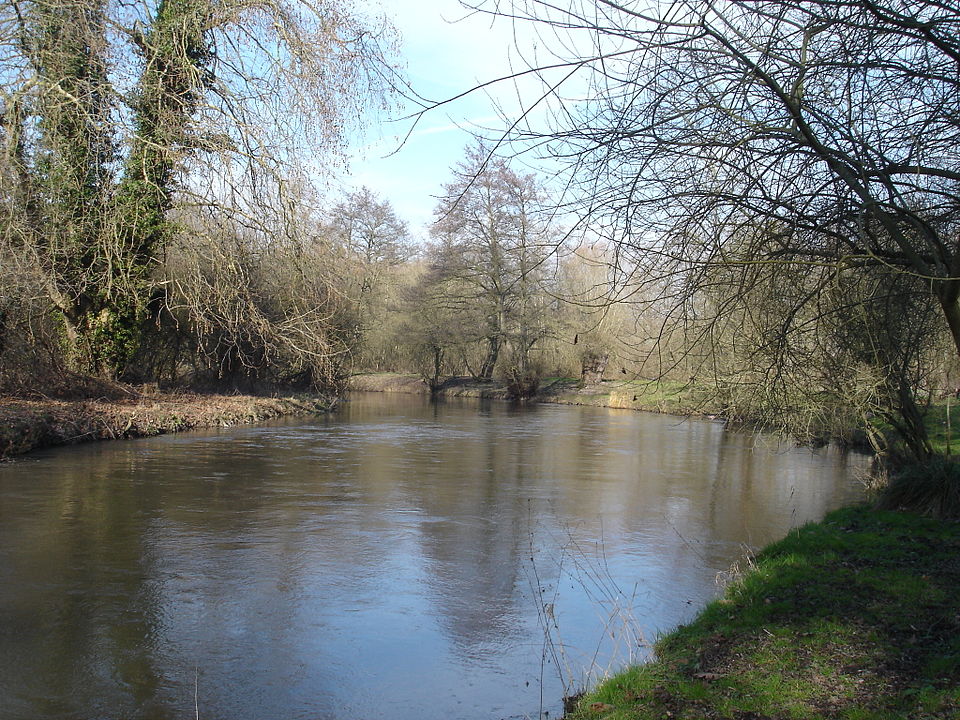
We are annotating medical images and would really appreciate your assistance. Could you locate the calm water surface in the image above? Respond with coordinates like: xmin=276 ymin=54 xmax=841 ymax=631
xmin=0 ymin=393 xmax=869 ymax=720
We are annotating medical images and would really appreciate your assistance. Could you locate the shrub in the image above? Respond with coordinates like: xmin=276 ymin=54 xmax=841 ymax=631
xmin=876 ymin=457 xmax=960 ymax=519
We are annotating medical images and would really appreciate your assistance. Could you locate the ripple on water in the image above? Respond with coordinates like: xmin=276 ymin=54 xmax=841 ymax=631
xmin=0 ymin=395 xmax=869 ymax=720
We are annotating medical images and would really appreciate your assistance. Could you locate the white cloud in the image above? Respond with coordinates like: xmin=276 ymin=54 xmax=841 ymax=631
xmin=407 ymin=115 xmax=504 ymax=138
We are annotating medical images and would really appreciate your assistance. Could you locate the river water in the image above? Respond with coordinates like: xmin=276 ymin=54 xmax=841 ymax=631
xmin=0 ymin=393 xmax=869 ymax=720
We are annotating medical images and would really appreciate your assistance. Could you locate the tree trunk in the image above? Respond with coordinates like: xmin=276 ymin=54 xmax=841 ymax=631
xmin=479 ymin=336 xmax=500 ymax=380
xmin=429 ymin=345 xmax=444 ymax=391
xmin=938 ymin=285 xmax=960 ymax=366
xmin=580 ymin=352 xmax=609 ymax=385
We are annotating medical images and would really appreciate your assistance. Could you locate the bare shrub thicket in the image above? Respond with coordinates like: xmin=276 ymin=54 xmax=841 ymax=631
xmin=0 ymin=0 xmax=395 ymax=389
xmin=136 ymin=211 xmax=357 ymax=392
xmin=327 ymin=187 xmax=414 ymax=373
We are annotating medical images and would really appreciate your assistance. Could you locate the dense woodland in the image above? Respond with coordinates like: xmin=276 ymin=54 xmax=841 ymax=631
xmin=2 ymin=0 xmax=959 ymax=476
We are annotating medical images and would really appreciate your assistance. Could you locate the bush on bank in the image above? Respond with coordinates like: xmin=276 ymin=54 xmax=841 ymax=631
xmin=876 ymin=458 xmax=960 ymax=520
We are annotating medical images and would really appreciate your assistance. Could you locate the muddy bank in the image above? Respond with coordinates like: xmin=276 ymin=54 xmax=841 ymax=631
xmin=348 ymin=372 xmax=722 ymax=416
xmin=0 ymin=392 xmax=333 ymax=460
xmin=348 ymin=373 xmax=514 ymax=399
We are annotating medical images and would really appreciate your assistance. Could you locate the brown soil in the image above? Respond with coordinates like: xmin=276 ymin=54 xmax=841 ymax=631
xmin=349 ymin=373 xmax=516 ymax=399
xmin=347 ymin=373 xmax=720 ymax=415
xmin=0 ymin=390 xmax=332 ymax=459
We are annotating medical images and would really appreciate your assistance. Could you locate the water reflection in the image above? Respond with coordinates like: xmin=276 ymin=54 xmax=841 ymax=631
xmin=0 ymin=393 xmax=868 ymax=720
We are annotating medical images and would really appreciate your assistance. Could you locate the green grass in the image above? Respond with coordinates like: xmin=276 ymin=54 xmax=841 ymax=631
xmin=537 ymin=377 xmax=722 ymax=416
xmin=922 ymin=402 xmax=960 ymax=456
xmin=566 ymin=506 xmax=960 ymax=720
xmin=865 ymin=401 xmax=960 ymax=456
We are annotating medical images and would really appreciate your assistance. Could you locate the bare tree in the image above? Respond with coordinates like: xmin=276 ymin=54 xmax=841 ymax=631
xmin=331 ymin=186 xmax=412 ymax=268
xmin=431 ymin=143 xmax=557 ymax=386
xmin=445 ymin=0 xmax=960 ymax=455
xmin=328 ymin=186 xmax=412 ymax=368
xmin=0 ymin=0 xmax=396 ymax=381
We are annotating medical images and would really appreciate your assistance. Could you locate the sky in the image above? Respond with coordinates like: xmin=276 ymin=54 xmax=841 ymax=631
xmin=339 ymin=0 xmax=553 ymax=239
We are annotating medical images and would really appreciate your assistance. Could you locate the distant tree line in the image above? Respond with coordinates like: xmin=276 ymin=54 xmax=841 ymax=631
xmin=334 ymin=144 xmax=729 ymax=397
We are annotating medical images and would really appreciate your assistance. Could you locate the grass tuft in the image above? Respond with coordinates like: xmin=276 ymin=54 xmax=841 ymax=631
xmin=876 ymin=458 xmax=960 ymax=519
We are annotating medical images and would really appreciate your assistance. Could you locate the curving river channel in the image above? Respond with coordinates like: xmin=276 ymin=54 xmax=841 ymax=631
xmin=0 ymin=392 xmax=870 ymax=720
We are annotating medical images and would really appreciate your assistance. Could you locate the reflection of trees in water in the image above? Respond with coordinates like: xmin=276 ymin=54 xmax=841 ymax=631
xmin=702 ymin=432 xmax=868 ymax=550
xmin=0 ymin=448 xmax=171 ymax=718
xmin=0 ymin=436 xmax=355 ymax=719
xmin=408 ymin=429 xmax=530 ymax=659
xmin=0 ymin=398 xmax=870 ymax=719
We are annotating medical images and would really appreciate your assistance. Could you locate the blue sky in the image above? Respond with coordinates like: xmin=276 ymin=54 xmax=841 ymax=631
xmin=340 ymin=0 xmax=545 ymax=239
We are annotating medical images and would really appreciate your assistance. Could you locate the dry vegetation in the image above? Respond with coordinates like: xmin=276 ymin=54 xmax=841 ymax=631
xmin=0 ymin=390 xmax=331 ymax=459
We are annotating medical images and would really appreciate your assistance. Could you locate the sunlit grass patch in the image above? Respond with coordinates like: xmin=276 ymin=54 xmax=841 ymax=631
xmin=538 ymin=377 xmax=723 ymax=417
xmin=565 ymin=506 xmax=960 ymax=720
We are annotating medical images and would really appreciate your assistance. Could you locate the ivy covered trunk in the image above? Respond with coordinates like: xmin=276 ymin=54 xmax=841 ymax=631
xmin=26 ymin=0 xmax=211 ymax=379
xmin=31 ymin=0 xmax=114 ymax=375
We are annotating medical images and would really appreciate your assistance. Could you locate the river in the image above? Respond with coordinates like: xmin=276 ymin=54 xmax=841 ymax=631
xmin=0 ymin=392 xmax=869 ymax=720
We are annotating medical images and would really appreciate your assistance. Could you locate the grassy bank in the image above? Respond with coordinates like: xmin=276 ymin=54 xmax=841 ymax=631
xmin=566 ymin=505 xmax=960 ymax=720
xmin=537 ymin=377 xmax=722 ymax=416
xmin=0 ymin=391 xmax=333 ymax=459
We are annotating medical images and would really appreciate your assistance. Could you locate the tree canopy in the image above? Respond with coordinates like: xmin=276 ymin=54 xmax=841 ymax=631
xmin=451 ymin=0 xmax=960 ymax=457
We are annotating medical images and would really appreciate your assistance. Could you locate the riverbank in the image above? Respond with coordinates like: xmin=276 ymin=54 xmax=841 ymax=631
xmin=0 ymin=391 xmax=333 ymax=460
xmin=0 ymin=371 xmax=724 ymax=460
xmin=347 ymin=373 xmax=724 ymax=416
xmin=565 ymin=505 xmax=960 ymax=720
